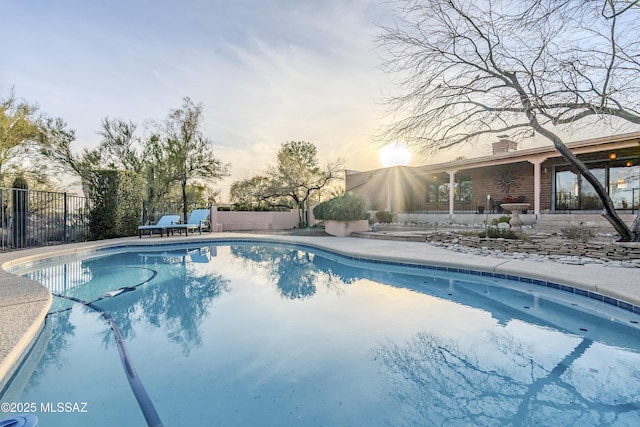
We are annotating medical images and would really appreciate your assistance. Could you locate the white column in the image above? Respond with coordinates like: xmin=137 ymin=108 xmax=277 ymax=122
xmin=528 ymin=157 xmax=548 ymax=215
xmin=447 ymin=170 xmax=457 ymax=215
xmin=533 ymin=161 xmax=541 ymax=215
xmin=386 ymin=181 xmax=391 ymax=211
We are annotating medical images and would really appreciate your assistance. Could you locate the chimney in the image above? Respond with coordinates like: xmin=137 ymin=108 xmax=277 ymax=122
xmin=492 ymin=135 xmax=517 ymax=155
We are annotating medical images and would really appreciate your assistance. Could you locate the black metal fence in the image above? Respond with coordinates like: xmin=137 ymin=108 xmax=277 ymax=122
xmin=0 ymin=191 xmax=215 ymax=252
xmin=0 ymin=188 xmax=90 ymax=251
xmin=410 ymin=201 xmax=481 ymax=214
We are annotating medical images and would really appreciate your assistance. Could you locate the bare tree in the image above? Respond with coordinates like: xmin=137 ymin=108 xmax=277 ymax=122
xmin=376 ymin=330 xmax=640 ymax=425
xmin=378 ymin=0 xmax=640 ymax=240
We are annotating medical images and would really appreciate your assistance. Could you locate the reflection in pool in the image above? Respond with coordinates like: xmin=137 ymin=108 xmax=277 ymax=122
xmin=2 ymin=243 xmax=640 ymax=426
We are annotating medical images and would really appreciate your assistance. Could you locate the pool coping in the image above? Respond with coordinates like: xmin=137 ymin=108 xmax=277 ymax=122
xmin=2 ymin=232 xmax=639 ymax=393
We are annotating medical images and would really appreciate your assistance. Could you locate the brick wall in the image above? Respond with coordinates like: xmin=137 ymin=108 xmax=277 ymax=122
xmin=468 ymin=162 xmax=535 ymax=209
xmin=347 ymin=145 xmax=640 ymax=214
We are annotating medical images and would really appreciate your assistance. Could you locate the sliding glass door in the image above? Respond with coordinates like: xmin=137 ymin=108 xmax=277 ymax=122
xmin=555 ymin=163 xmax=639 ymax=211
xmin=609 ymin=166 xmax=640 ymax=209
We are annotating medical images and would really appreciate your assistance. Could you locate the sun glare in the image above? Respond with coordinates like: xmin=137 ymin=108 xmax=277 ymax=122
xmin=379 ymin=144 xmax=411 ymax=167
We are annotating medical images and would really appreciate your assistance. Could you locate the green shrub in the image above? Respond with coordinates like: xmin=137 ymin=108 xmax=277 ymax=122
xmin=88 ymin=170 xmax=144 ymax=240
xmin=491 ymin=215 xmax=512 ymax=226
xmin=375 ymin=211 xmax=393 ymax=223
xmin=313 ymin=192 xmax=369 ymax=221
xmin=478 ymin=228 xmax=519 ymax=239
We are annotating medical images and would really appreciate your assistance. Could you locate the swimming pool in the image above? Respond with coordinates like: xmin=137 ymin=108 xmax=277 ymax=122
xmin=2 ymin=241 xmax=640 ymax=426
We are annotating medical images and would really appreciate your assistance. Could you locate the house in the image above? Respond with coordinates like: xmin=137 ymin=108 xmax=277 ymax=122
xmin=346 ymin=132 xmax=640 ymax=220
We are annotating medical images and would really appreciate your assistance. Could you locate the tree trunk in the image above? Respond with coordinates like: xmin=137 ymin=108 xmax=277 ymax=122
xmin=536 ymin=127 xmax=634 ymax=241
xmin=181 ymin=179 xmax=188 ymax=222
xmin=632 ymin=215 xmax=640 ymax=242
xmin=297 ymin=202 xmax=304 ymax=228
xmin=509 ymin=74 xmax=636 ymax=241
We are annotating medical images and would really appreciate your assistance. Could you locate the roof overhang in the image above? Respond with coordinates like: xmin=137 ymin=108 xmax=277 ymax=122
xmin=421 ymin=131 xmax=640 ymax=173
xmin=352 ymin=131 xmax=640 ymax=178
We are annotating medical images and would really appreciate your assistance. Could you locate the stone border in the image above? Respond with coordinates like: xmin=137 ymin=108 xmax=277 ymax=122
xmin=354 ymin=231 xmax=640 ymax=267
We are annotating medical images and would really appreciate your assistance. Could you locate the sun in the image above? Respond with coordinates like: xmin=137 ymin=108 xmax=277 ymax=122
xmin=379 ymin=144 xmax=411 ymax=167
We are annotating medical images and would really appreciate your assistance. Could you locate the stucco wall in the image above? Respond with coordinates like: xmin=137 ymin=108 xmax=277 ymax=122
xmin=211 ymin=209 xmax=315 ymax=231
xmin=324 ymin=219 xmax=369 ymax=237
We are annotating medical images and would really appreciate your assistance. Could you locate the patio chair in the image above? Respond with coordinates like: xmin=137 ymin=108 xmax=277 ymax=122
xmin=170 ymin=209 xmax=211 ymax=236
xmin=137 ymin=246 xmax=213 ymax=263
xmin=188 ymin=247 xmax=212 ymax=263
xmin=138 ymin=215 xmax=181 ymax=238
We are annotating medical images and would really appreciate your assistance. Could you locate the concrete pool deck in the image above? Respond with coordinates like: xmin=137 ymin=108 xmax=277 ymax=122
xmin=1 ymin=232 xmax=639 ymax=392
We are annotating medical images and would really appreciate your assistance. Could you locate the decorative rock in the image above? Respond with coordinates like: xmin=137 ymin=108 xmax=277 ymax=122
xmin=557 ymin=257 xmax=583 ymax=265
xmin=359 ymin=230 xmax=639 ymax=268
xmin=604 ymin=261 xmax=625 ymax=268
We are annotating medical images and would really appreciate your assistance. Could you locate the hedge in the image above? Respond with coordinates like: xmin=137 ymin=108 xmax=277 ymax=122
xmin=313 ymin=193 xmax=369 ymax=221
xmin=88 ymin=170 xmax=144 ymax=240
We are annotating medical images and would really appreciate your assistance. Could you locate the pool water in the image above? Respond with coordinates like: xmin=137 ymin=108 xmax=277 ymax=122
xmin=2 ymin=243 xmax=640 ymax=426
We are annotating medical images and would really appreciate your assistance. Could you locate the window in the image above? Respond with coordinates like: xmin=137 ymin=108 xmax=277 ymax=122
xmin=579 ymin=167 xmax=605 ymax=210
xmin=426 ymin=183 xmax=449 ymax=202
xmin=455 ymin=178 xmax=472 ymax=202
xmin=610 ymin=165 xmax=640 ymax=209
xmin=555 ymin=160 xmax=639 ymax=210
xmin=555 ymin=170 xmax=578 ymax=210
xmin=426 ymin=177 xmax=472 ymax=203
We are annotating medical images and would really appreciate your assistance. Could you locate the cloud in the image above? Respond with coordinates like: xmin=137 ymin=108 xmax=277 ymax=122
xmin=2 ymin=0 xmax=398 ymax=197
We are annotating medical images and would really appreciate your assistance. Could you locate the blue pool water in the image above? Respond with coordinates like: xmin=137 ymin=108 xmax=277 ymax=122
xmin=2 ymin=242 xmax=640 ymax=426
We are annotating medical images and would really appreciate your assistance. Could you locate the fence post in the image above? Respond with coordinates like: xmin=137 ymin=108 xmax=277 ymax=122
xmin=12 ymin=182 xmax=28 ymax=249
xmin=63 ymin=192 xmax=69 ymax=243
xmin=0 ymin=189 xmax=5 ymax=250
xmin=142 ymin=201 xmax=148 ymax=225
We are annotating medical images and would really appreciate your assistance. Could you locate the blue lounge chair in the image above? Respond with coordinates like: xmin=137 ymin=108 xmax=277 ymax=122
xmin=137 ymin=246 xmax=213 ymax=263
xmin=170 ymin=209 xmax=211 ymax=236
xmin=138 ymin=215 xmax=181 ymax=238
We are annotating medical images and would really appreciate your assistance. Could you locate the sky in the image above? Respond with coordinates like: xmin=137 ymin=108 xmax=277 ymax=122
xmin=3 ymin=0 xmax=442 ymax=196
xmin=5 ymin=1 xmax=633 ymax=198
